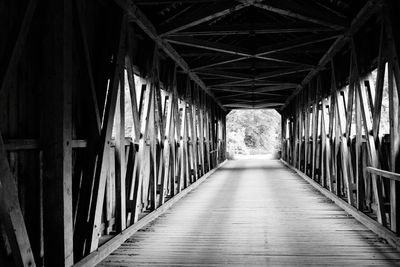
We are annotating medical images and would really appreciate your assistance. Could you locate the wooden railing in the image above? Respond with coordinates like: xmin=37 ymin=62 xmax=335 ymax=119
xmin=366 ymin=167 xmax=400 ymax=182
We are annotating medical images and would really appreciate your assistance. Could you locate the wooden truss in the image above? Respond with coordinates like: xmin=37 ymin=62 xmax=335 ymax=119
xmin=282 ymin=4 xmax=400 ymax=233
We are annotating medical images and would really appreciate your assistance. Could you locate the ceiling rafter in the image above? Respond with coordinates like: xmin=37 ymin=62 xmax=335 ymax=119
xmin=204 ymin=67 xmax=311 ymax=88
xmin=165 ymin=36 xmax=252 ymax=57
xmin=223 ymin=102 xmax=285 ymax=108
xmin=255 ymin=33 xmax=340 ymax=56
xmin=244 ymin=0 xmax=348 ymax=30
xmin=216 ymin=91 xmax=287 ymax=97
xmin=193 ymin=60 xmax=309 ymax=71
xmin=159 ymin=2 xmax=249 ymax=36
xmin=211 ymin=82 xmax=299 ymax=87
xmin=167 ymin=23 xmax=335 ymax=36
xmin=113 ymin=0 xmax=226 ymax=110
xmin=212 ymin=84 xmax=297 ymax=93
xmin=192 ymin=57 xmax=248 ymax=71
xmin=197 ymin=70 xmax=253 ymax=80
xmin=255 ymin=66 xmax=314 ymax=80
xmin=282 ymin=0 xmax=384 ymax=110
xmin=166 ymin=36 xmax=324 ymax=66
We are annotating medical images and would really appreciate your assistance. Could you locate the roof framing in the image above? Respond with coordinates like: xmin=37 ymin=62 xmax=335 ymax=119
xmin=281 ymin=0 xmax=384 ymax=110
xmin=113 ymin=0 xmax=226 ymax=110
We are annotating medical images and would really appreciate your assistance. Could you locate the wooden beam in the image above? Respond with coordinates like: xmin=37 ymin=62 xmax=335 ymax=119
xmin=0 ymin=0 xmax=37 ymax=94
xmin=209 ymin=80 xmax=299 ymax=87
xmin=367 ymin=167 xmax=400 ymax=182
xmin=0 ymin=134 xmax=36 ymax=267
xmin=3 ymin=139 xmax=40 ymax=151
xmin=86 ymin=17 xmax=127 ymax=254
xmin=203 ymin=67 xmax=310 ymax=84
xmin=212 ymin=84 xmax=296 ymax=94
xmin=193 ymin=60 xmax=311 ymax=71
xmin=255 ymin=33 xmax=339 ymax=56
xmin=250 ymin=0 xmax=347 ymax=30
xmin=197 ymin=70 xmax=253 ymax=80
xmin=192 ymin=57 xmax=247 ymax=71
xmin=113 ymin=0 xmax=226 ymax=111
xmin=165 ymin=36 xmax=252 ymax=57
xmin=159 ymin=2 xmax=248 ymax=36
xmin=255 ymin=67 xmax=313 ymax=80
xmin=76 ymin=0 xmax=101 ymax=132
xmin=115 ymin=74 xmax=127 ymax=232
xmin=168 ymin=23 xmax=334 ymax=36
xmin=282 ymin=0 xmax=384 ymax=110
xmin=167 ymin=36 xmax=318 ymax=66
xmin=223 ymin=103 xmax=283 ymax=108
xmin=41 ymin=0 xmax=74 ymax=265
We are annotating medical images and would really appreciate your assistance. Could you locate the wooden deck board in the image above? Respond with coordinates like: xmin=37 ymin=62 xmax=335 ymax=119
xmin=99 ymin=159 xmax=400 ymax=266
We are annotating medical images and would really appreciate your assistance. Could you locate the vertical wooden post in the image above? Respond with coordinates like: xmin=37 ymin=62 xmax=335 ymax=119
xmin=41 ymin=0 xmax=73 ymax=265
xmin=355 ymin=68 xmax=364 ymax=210
xmin=198 ymin=90 xmax=205 ymax=176
xmin=388 ymin=57 xmax=400 ymax=231
xmin=311 ymin=80 xmax=319 ymax=180
xmin=331 ymin=59 xmax=356 ymax=204
xmin=115 ymin=74 xmax=126 ymax=231
xmin=383 ymin=2 xmax=400 ymax=233
xmin=321 ymin=97 xmax=332 ymax=191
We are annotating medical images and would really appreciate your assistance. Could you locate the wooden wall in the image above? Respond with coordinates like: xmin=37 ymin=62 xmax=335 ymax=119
xmin=0 ymin=0 xmax=226 ymax=266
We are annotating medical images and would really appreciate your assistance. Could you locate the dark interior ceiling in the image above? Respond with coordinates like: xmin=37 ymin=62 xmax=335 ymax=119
xmin=129 ymin=0 xmax=368 ymax=110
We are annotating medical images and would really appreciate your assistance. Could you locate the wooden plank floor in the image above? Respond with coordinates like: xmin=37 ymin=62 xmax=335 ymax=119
xmin=99 ymin=159 xmax=400 ymax=266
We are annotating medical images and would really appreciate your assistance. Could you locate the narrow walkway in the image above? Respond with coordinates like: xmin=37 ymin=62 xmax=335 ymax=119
xmin=99 ymin=159 xmax=400 ymax=266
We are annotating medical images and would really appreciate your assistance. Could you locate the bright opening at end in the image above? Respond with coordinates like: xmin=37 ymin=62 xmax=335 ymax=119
xmin=226 ymin=109 xmax=281 ymax=160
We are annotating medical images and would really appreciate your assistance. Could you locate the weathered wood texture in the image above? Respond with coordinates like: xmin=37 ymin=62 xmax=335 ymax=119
xmin=0 ymin=0 xmax=226 ymax=266
xmin=2 ymin=0 xmax=400 ymax=266
xmin=281 ymin=0 xmax=400 ymax=235
xmin=99 ymin=159 xmax=400 ymax=266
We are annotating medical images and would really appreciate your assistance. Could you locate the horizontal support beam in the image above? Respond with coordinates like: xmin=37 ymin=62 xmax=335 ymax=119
xmin=192 ymin=57 xmax=248 ymax=71
xmin=250 ymin=0 xmax=347 ymax=30
xmin=2 ymin=138 xmax=135 ymax=151
xmin=166 ymin=36 xmax=251 ymax=57
xmin=211 ymin=82 xmax=299 ymax=87
xmin=160 ymin=2 xmax=248 ymax=36
xmin=255 ymin=67 xmax=313 ymax=80
xmin=167 ymin=36 xmax=318 ymax=66
xmin=197 ymin=70 xmax=253 ymax=80
xmin=217 ymin=91 xmax=286 ymax=98
xmin=255 ymin=33 xmax=339 ymax=56
xmin=193 ymin=60 xmax=312 ymax=71
xmin=223 ymin=102 xmax=284 ymax=108
xmin=4 ymin=139 xmax=40 ymax=150
xmin=211 ymin=84 xmax=296 ymax=93
xmin=168 ymin=23 xmax=334 ymax=36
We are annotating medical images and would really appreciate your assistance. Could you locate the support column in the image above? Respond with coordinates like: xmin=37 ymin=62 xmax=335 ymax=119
xmin=40 ymin=0 xmax=73 ymax=266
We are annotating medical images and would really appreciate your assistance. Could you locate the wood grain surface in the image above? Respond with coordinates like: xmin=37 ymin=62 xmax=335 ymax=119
xmin=99 ymin=159 xmax=400 ymax=266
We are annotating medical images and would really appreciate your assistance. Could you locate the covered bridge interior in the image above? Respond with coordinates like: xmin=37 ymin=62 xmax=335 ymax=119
xmin=2 ymin=0 xmax=400 ymax=266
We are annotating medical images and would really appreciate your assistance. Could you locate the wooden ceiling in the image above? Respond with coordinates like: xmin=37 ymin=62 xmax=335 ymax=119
xmin=124 ymin=0 xmax=368 ymax=110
